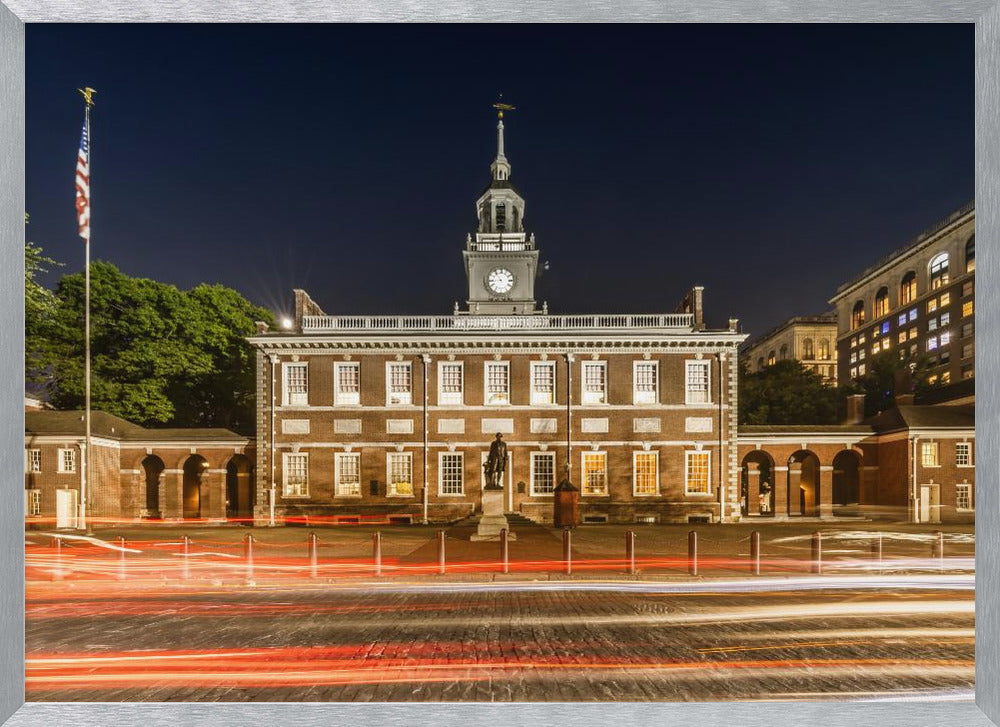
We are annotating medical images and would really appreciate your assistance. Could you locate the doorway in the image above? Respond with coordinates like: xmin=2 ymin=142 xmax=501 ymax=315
xmin=56 ymin=488 xmax=78 ymax=529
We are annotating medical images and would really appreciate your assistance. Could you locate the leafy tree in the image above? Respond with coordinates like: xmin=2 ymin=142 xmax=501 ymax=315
xmin=25 ymin=231 xmax=63 ymax=387
xmin=34 ymin=260 xmax=273 ymax=433
xmin=739 ymin=359 xmax=846 ymax=425
xmin=852 ymin=350 xmax=936 ymax=417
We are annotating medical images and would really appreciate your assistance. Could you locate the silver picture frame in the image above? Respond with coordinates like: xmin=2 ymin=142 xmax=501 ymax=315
xmin=0 ymin=4 xmax=996 ymax=725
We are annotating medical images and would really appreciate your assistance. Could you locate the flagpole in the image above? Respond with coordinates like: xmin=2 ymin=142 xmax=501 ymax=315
xmin=78 ymin=88 xmax=95 ymax=534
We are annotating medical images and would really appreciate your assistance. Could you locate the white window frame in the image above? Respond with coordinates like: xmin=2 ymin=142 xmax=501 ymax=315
xmin=685 ymin=359 xmax=712 ymax=405
xmin=385 ymin=361 xmax=413 ymax=407
xmin=581 ymin=451 xmax=607 ymax=496
xmin=632 ymin=450 xmax=659 ymax=497
xmin=920 ymin=441 xmax=940 ymax=468
xmin=633 ymin=360 xmax=659 ymax=405
xmin=581 ymin=360 xmax=607 ymax=405
xmin=334 ymin=452 xmax=361 ymax=498
xmin=484 ymin=361 xmax=510 ymax=406
xmin=57 ymin=448 xmax=76 ymax=474
xmin=955 ymin=441 xmax=973 ymax=468
xmin=684 ymin=450 xmax=712 ymax=496
xmin=438 ymin=451 xmax=465 ymax=496
xmin=530 ymin=451 xmax=556 ymax=497
xmin=26 ymin=489 xmax=41 ymax=517
xmin=26 ymin=449 xmax=41 ymax=473
xmin=334 ymin=361 xmax=361 ymax=406
xmin=282 ymin=362 xmax=309 ymax=406
xmin=386 ymin=452 xmax=414 ymax=497
xmin=282 ymin=452 xmax=309 ymax=498
xmin=955 ymin=483 xmax=973 ymax=511
xmin=437 ymin=361 xmax=464 ymax=406
xmin=530 ymin=361 xmax=557 ymax=406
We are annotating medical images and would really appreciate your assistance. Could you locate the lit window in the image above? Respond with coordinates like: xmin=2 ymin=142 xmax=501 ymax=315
xmin=766 ymin=351 xmax=776 ymax=366
xmin=582 ymin=361 xmax=607 ymax=404
xmin=881 ymin=321 xmax=890 ymax=335
xmin=962 ymin=365 xmax=974 ymax=379
xmin=633 ymin=451 xmax=659 ymax=496
xmin=334 ymin=453 xmax=361 ymax=497
xmin=871 ymin=344 xmax=879 ymax=356
xmin=387 ymin=452 xmax=413 ymax=496
xmin=897 ymin=331 xmax=907 ymax=345
xmin=920 ymin=441 xmax=939 ymax=467
xmin=881 ymin=339 xmax=890 ymax=351
xmin=850 ymin=366 xmax=858 ymax=378
xmin=908 ymin=308 xmax=918 ymax=322
xmin=940 ymin=292 xmax=950 ymax=307
xmin=928 ymin=318 xmax=938 ymax=331
xmin=283 ymin=453 xmax=309 ymax=497
xmin=874 ymin=287 xmax=889 ymax=318
xmin=927 ymin=298 xmax=938 ymax=313
xmin=582 ymin=452 xmax=607 ymax=495
xmin=909 ymin=327 xmax=918 ymax=340
xmin=941 ymin=371 xmax=950 ymax=383
xmin=438 ymin=362 xmax=464 ymax=406
xmin=58 ymin=449 xmax=76 ymax=473
xmin=335 ymin=362 xmax=361 ymax=406
xmin=898 ymin=314 xmax=907 ymax=326
xmin=965 ymin=236 xmax=975 ymax=273
xmin=940 ymin=330 xmax=951 ymax=346
xmin=858 ymin=333 xmax=867 ymax=345
xmin=850 ymin=352 xmax=857 ymax=363
xmin=485 ymin=362 xmax=510 ymax=405
xmin=956 ymin=483 xmax=972 ymax=510
xmin=962 ymin=280 xmax=974 ymax=297
xmin=530 ymin=361 xmax=556 ymax=405
xmin=685 ymin=360 xmax=711 ymax=404
xmin=27 ymin=489 xmax=41 ymax=517
xmin=859 ymin=349 xmax=866 ymax=360
xmin=283 ymin=363 xmax=309 ymax=406
xmin=872 ymin=326 xmax=879 ymax=339
xmin=858 ymin=363 xmax=866 ymax=375
xmin=963 ymin=301 xmax=973 ymax=318
xmin=439 ymin=452 xmax=464 ymax=496
xmin=929 ymin=252 xmax=950 ymax=290
xmin=900 ymin=271 xmax=917 ymax=304
xmin=817 ymin=339 xmax=830 ymax=360
xmin=386 ymin=362 xmax=412 ymax=406
xmin=850 ymin=336 xmax=857 ymax=348
xmin=26 ymin=449 xmax=41 ymax=473
xmin=634 ymin=361 xmax=659 ymax=405
xmin=531 ymin=452 xmax=555 ymax=495
xmin=955 ymin=443 xmax=972 ymax=467
xmin=940 ymin=312 xmax=950 ymax=326
xmin=851 ymin=300 xmax=866 ymax=330
xmin=802 ymin=338 xmax=814 ymax=359
xmin=685 ymin=450 xmax=711 ymax=495
xmin=927 ymin=337 xmax=938 ymax=351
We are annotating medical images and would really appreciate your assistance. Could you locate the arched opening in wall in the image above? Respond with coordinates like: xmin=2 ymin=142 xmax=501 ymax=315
xmin=929 ymin=252 xmax=950 ymax=290
xmin=182 ymin=455 xmax=208 ymax=521
xmin=832 ymin=450 xmax=861 ymax=510
xmin=512 ymin=206 xmax=520 ymax=232
xmin=767 ymin=350 xmax=776 ymax=366
xmin=874 ymin=287 xmax=889 ymax=318
xmin=141 ymin=455 xmax=164 ymax=518
xmin=741 ymin=451 xmax=776 ymax=517
xmin=495 ymin=202 xmax=506 ymax=231
xmin=788 ymin=450 xmax=820 ymax=517
xmin=817 ymin=338 xmax=830 ymax=360
xmin=226 ymin=454 xmax=254 ymax=524
xmin=851 ymin=300 xmax=866 ymax=330
xmin=900 ymin=271 xmax=917 ymax=305
xmin=802 ymin=338 xmax=814 ymax=360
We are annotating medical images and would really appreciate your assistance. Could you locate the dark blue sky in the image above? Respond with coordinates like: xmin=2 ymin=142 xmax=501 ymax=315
xmin=26 ymin=24 xmax=973 ymax=333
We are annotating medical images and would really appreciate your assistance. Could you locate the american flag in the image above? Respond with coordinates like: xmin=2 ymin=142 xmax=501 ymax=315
xmin=75 ymin=119 xmax=90 ymax=241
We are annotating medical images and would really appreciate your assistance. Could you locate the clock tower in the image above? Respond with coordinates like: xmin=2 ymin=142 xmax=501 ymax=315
xmin=462 ymin=105 xmax=540 ymax=315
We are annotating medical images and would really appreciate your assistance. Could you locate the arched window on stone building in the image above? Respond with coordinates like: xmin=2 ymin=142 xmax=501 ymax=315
xmin=900 ymin=271 xmax=917 ymax=304
xmin=929 ymin=252 xmax=950 ymax=290
xmin=802 ymin=338 xmax=814 ymax=359
xmin=767 ymin=350 xmax=776 ymax=366
xmin=851 ymin=300 xmax=866 ymax=330
xmin=874 ymin=287 xmax=889 ymax=318
xmin=817 ymin=338 xmax=831 ymax=360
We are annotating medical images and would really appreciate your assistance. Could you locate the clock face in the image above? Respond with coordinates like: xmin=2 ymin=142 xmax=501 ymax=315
xmin=487 ymin=268 xmax=515 ymax=294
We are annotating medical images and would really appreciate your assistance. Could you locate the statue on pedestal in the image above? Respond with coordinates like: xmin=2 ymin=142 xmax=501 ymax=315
xmin=483 ymin=432 xmax=507 ymax=490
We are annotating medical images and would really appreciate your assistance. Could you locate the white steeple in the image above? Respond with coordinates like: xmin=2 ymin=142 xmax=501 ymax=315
xmin=491 ymin=117 xmax=511 ymax=181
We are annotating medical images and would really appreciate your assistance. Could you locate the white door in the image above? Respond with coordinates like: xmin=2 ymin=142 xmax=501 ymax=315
xmin=919 ymin=485 xmax=932 ymax=523
xmin=56 ymin=489 xmax=78 ymax=529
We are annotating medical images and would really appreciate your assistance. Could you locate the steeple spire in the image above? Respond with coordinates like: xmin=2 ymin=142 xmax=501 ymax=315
xmin=491 ymin=97 xmax=515 ymax=181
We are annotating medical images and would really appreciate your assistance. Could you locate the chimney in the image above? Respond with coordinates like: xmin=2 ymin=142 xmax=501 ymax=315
xmin=728 ymin=317 xmax=739 ymax=333
xmin=676 ymin=286 xmax=705 ymax=330
xmin=293 ymin=289 xmax=326 ymax=327
xmin=845 ymin=393 xmax=866 ymax=424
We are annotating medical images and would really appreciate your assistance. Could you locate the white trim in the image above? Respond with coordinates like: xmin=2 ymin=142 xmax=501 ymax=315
xmin=334 ymin=451 xmax=361 ymax=498
xmin=277 ymin=403 xmax=730 ymax=412
xmin=438 ymin=450 xmax=465 ymax=497
xmin=580 ymin=450 xmax=608 ymax=496
xmin=385 ymin=360 xmax=413 ymax=407
xmin=529 ymin=360 xmax=557 ymax=406
xmin=483 ymin=360 xmax=511 ymax=406
xmin=437 ymin=360 xmax=464 ymax=406
xmin=685 ymin=359 xmax=712 ymax=405
xmin=281 ymin=451 xmax=309 ymax=498
xmin=26 ymin=448 xmax=41 ymax=474
xmin=632 ymin=450 xmax=659 ymax=497
xmin=632 ymin=359 xmax=659 ymax=406
xmin=57 ymin=448 xmax=76 ymax=474
xmin=282 ymin=361 xmax=309 ymax=407
xmin=581 ymin=359 xmax=607 ymax=405
xmin=334 ymin=361 xmax=361 ymax=406
xmin=529 ymin=450 xmax=556 ymax=497
xmin=279 ymin=439 xmax=720 ymax=449
xmin=684 ymin=449 xmax=712 ymax=496
xmin=386 ymin=451 xmax=414 ymax=497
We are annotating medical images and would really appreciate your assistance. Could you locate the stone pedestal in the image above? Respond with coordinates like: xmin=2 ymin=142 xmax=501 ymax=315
xmin=471 ymin=488 xmax=516 ymax=541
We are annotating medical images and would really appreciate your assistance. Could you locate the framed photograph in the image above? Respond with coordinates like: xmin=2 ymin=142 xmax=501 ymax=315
xmin=2 ymin=4 xmax=998 ymax=727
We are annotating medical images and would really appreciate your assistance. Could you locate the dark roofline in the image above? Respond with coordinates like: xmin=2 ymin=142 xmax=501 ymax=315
xmin=831 ymin=200 xmax=974 ymax=300
xmin=741 ymin=312 xmax=837 ymax=352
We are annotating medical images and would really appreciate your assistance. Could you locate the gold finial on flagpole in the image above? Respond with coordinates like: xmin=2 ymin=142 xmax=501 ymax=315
xmin=493 ymin=93 xmax=515 ymax=119
xmin=78 ymin=87 xmax=97 ymax=107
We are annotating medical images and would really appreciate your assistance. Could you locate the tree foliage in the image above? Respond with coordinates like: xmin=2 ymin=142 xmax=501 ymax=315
xmin=29 ymin=259 xmax=273 ymax=433
xmin=738 ymin=359 xmax=846 ymax=425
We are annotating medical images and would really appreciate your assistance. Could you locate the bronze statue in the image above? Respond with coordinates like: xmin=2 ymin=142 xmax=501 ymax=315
xmin=483 ymin=432 xmax=508 ymax=490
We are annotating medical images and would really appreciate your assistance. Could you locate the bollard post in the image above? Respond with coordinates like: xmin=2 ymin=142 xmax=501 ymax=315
xmin=871 ymin=533 xmax=883 ymax=573
xmin=181 ymin=535 xmax=190 ymax=580
xmin=811 ymin=531 xmax=822 ymax=574
xmin=437 ymin=530 xmax=446 ymax=575
xmin=688 ymin=530 xmax=698 ymax=576
xmin=244 ymin=533 xmax=254 ymax=582
xmin=500 ymin=528 xmax=509 ymax=574
xmin=935 ymin=531 xmax=945 ymax=571
xmin=118 ymin=536 xmax=127 ymax=581
xmin=373 ymin=531 xmax=382 ymax=576
xmin=308 ymin=532 xmax=318 ymax=579
xmin=51 ymin=537 xmax=62 ymax=582
xmin=563 ymin=528 xmax=572 ymax=575
xmin=750 ymin=530 xmax=761 ymax=576
xmin=625 ymin=531 xmax=636 ymax=575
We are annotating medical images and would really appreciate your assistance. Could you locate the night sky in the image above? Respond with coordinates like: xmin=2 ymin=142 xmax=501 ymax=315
xmin=26 ymin=24 xmax=973 ymax=335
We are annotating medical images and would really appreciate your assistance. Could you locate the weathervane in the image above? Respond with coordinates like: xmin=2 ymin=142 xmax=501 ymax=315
xmin=77 ymin=86 xmax=96 ymax=107
xmin=493 ymin=93 xmax=515 ymax=119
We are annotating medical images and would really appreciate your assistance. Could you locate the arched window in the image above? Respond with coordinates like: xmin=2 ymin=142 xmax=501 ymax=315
xmin=874 ymin=287 xmax=889 ymax=318
xmin=966 ymin=236 xmax=975 ymax=273
xmin=779 ymin=344 xmax=788 ymax=360
xmin=512 ymin=206 xmax=520 ymax=232
xmin=851 ymin=300 xmax=866 ymax=330
xmin=929 ymin=252 xmax=949 ymax=290
xmin=802 ymin=338 xmax=814 ymax=359
xmin=900 ymin=271 xmax=917 ymax=304
xmin=495 ymin=203 xmax=506 ymax=231
xmin=767 ymin=350 xmax=776 ymax=366
xmin=757 ymin=357 xmax=765 ymax=370
xmin=817 ymin=339 xmax=830 ymax=360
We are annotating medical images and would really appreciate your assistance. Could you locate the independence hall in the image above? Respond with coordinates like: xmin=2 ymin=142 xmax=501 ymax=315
xmin=248 ymin=112 xmax=746 ymax=525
